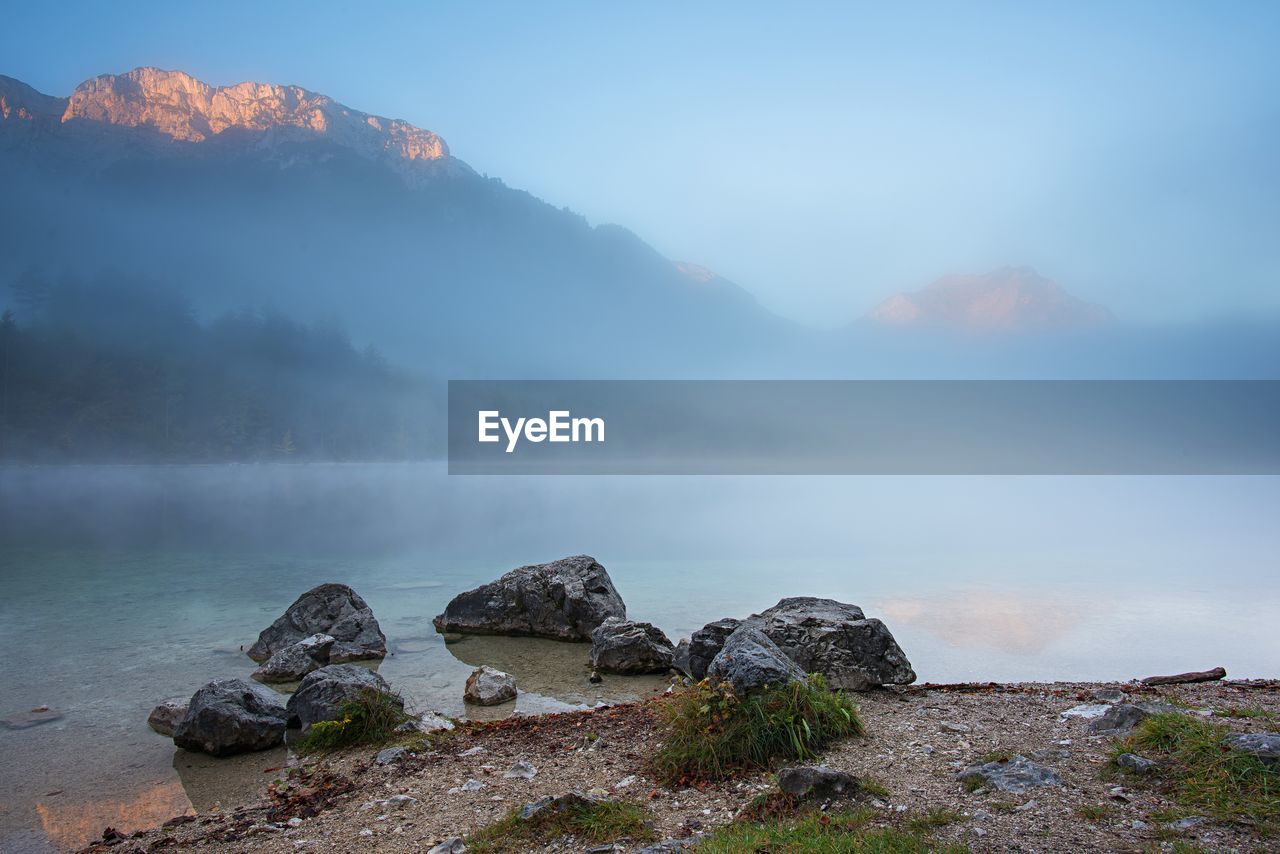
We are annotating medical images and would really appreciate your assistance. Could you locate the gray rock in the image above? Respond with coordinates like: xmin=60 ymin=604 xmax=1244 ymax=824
xmin=172 ymin=679 xmax=287 ymax=756
xmin=590 ymin=617 xmax=675 ymax=674
xmin=432 ymin=555 xmax=625 ymax=641
xmin=1088 ymin=702 xmax=1178 ymax=736
xmin=1170 ymin=816 xmax=1205 ymax=830
xmin=674 ymin=618 xmax=742 ymax=680
xmin=956 ymin=754 xmax=1063 ymax=793
xmin=777 ymin=766 xmax=860 ymax=799
xmin=427 ymin=839 xmax=466 ymax=854
xmin=1225 ymin=732 xmax=1280 ymax=764
xmin=1115 ymin=752 xmax=1159 ymax=774
xmin=503 ymin=760 xmax=538 ymax=779
xmin=517 ymin=791 xmax=601 ymax=821
xmin=147 ymin=698 xmax=189 ymax=737
xmin=1092 ymin=687 xmax=1128 ymax=704
xmin=0 ymin=706 xmax=63 ymax=729
xmin=706 ymin=626 xmax=806 ymax=695
xmin=464 ymin=665 xmax=517 ymax=706
xmin=286 ymin=664 xmax=402 ymax=730
xmin=248 ymin=583 xmax=386 ymax=663
xmin=252 ymin=633 xmax=335 ymax=683
xmin=376 ymin=746 xmax=408 ymax=765
xmin=749 ymin=597 xmax=915 ymax=690
xmin=635 ymin=841 xmax=697 ymax=853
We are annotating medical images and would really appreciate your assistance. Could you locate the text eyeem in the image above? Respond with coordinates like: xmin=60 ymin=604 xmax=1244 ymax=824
xmin=477 ymin=410 xmax=605 ymax=453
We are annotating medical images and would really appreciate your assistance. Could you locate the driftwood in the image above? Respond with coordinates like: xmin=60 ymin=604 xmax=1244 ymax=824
xmin=1140 ymin=666 xmax=1226 ymax=686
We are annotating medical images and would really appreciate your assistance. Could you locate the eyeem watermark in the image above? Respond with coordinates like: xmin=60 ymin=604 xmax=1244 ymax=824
xmin=478 ymin=410 xmax=605 ymax=453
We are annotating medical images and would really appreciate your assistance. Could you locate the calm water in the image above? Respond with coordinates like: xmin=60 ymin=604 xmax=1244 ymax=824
xmin=1 ymin=464 xmax=1277 ymax=850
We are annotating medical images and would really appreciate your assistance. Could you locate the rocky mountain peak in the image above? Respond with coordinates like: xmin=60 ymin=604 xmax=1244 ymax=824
xmin=867 ymin=267 xmax=1111 ymax=332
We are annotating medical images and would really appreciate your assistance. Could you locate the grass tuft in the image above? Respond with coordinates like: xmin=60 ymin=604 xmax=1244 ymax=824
xmin=652 ymin=675 xmax=863 ymax=784
xmin=294 ymin=688 xmax=410 ymax=753
xmin=697 ymin=809 xmax=968 ymax=853
xmin=1074 ymin=803 xmax=1113 ymax=821
xmin=466 ymin=798 xmax=653 ymax=853
xmin=1110 ymin=712 xmax=1279 ymax=827
xmin=905 ymin=809 xmax=965 ymax=832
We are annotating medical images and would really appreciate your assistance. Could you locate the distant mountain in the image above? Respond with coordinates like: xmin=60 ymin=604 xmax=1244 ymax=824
xmin=0 ymin=68 xmax=796 ymax=378
xmin=866 ymin=267 xmax=1112 ymax=332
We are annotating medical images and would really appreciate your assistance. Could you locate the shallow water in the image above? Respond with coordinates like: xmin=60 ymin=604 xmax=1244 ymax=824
xmin=1 ymin=464 xmax=1277 ymax=851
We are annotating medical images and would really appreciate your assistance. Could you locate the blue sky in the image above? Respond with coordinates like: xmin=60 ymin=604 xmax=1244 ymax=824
xmin=7 ymin=1 xmax=1279 ymax=325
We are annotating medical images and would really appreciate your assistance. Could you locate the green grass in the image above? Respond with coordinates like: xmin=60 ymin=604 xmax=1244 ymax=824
xmin=979 ymin=749 xmax=1014 ymax=764
xmin=652 ymin=675 xmax=863 ymax=784
xmin=696 ymin=809 xmax=968 ymax=853
xmin=859 ymin=777 xmax=890 ymax=798
xmin=905 ymin=809 xmax=964 ymax=832
xmin=1074 ymin=803 xmax=1113 ymax=821
xmin=466 ymin=798 xmax=654 ymax=853
xmin=1217 ymin=706 xmax=1271 ymax=720
xmin=961 ymin=775 xmax=986 ymax=793
xmin=293 ymin=688 xmax=410 ymax=753
xmin=1110 ymin=712 xmax=1279 ymax=827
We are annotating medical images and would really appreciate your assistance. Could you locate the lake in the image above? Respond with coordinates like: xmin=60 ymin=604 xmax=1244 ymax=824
xmin=1 ymin=464 xmax=1277 ymax=851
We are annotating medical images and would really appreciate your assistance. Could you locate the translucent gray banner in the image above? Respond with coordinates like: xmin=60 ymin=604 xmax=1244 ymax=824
xmin=447 ymin=380 xmax=1280 ymax=474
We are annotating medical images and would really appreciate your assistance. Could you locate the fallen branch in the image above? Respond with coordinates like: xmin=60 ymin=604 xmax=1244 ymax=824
xmin=1140 ymin=666 xmax=1226 ymax=686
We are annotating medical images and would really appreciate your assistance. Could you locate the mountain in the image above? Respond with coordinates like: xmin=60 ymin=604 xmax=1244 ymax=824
xmin=0 ymin=68 xmax=797 ymax=378
xmin=866 ymin=267 xmax=1112 ymax=332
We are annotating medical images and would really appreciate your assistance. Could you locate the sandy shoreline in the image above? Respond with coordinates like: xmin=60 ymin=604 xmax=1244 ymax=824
xmin=80 ymin=678 xmax=1280 ymax=853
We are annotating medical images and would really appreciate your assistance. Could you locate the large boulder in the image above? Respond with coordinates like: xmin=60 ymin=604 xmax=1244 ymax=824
xmin=172 ymin=679 xmax=287 ymax=756
xmin=706 ymin=626 xmax=805 ymax=695
xmin=674 ymin=617 xmax=742 ymax=680
xmin=464 ymin=665 xmax=517 ymax=705
xmin=590 ymin=617 xmax=675 ymax=674
xmin=432 ymin=555 xmax=625 ymax=641
xmin=286 ymin=664 xmax=402 ymax=730
xmin=252 ymin=633 xmax=335 ymax=683
xmin=248 ymin=583 xmax=386 ymax=664
xmin=750 ymin=597 xmax=915 ymax=691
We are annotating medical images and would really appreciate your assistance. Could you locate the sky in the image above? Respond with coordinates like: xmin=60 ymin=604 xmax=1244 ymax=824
xmin=6 ymin=1 xmax=1279 ymax=326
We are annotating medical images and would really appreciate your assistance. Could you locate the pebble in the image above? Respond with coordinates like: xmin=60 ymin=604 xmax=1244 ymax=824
xmin=615 ymin=775 xmax=637 ymax=789
xmin=358 ymin=829 xmax=373 ymax=837
xmin=387 ymin=794 xmax=417 ymax=808
xmin=1132 ymin=819 xmax=1149 ymax=830
xmin=941 ymin=721 xmax=971 ymax=733
xmin=503 ymin=760 xmax=538 ymax=780
xmin=286 ymin=817 xmax=303 ymax=828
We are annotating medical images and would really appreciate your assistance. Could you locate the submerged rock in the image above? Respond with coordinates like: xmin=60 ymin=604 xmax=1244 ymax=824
xmin=590 ymin=617 xmax=675 ymax=674
xmin=286 ymin=664 xmax=401 ymax=730
xmin=956 ymin=755 xmax=1063 ymax=793
xmin=248 ymin=583 xmax=386 ymax=664
xmin=147 ymin=698 xmax=190 ymax=737
xmin=777 ymin=766 xmax=861 ymax=799
xmin=750 ymin=597 xmax=915 ymax=690
xmin=252 ymin=633 xmax=335 ymax=684
xmin=0 ymin=705 xmax=64 ymax=730
xmin=173 ymin=679 xmax=287 ymax=756
xmin=432 ymin=555 xmax=625 ymax=641
xmin=674 ymin=618 xmax=742 ymax=680
xmin=464 ymin=665 xmax=517 ymax=706
xmin=706 ymin=626 xmax=806 ymax=695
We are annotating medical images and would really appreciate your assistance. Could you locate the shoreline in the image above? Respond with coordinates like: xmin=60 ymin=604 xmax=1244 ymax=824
xmin=83 ymin=677 xmax=1280 ymax=853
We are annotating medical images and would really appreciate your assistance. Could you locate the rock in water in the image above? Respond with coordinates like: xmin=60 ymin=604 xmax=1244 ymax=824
xmin=147 ymin=698 xmax=190 ymax=737
xmin=172 ymin=679 xmax=287 ymax=756
xmin=252 ymin=633 xmax=336 ymax=683
xmin=674 ymin=617 xmax=742 ymax=680
xmin=590 ymin=617 xmax=675 ymax=674
xmin=706 ymin=626 xmax=806 ymax=695
xmin=247 ymin=583 xmax=387 ymax=663
xmin=956 ymin=755 xmax=1063 ymax=793
xmin=777 ymin=766 xmax=861 ymax=798
xmin=464 ymin=665 xmax=517 ymax=706
xmin=432 ymin=555 xmax=625 ymax=641
xmin=286 ymin=664 xmax=402 ymax=730
xmin=750 ymin=597 xmax=915 ymax=691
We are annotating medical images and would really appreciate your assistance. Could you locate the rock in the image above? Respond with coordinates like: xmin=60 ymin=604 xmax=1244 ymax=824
xmin=427 ymin=839 xmax=466 ymax=854
xmin=941 ymin=721 xmax=971 ymax=733
xmin=394 ymin=711 xmax=455 ymax=734
xmin=1088 ymin=702 xmax=1178 ymax=736
xmin=590 ymin=617 xmax=675 ymax=674
xmin=706 ymin=626 xmax=806 ymax=695
xmin=956 ymin=755 xmax=1063 ymax=793
xmin=286 ymin=664 xmax=402 ymax=730
xmin=432 ymin=555 xmax=625 ymax=641
xmin=1060 ymin=703 xmax=1110 ymax=719
xmin=464 ymin=665 xmax=517 ymax=706
xmin=248 ymin=583 xmax=387 ymax=663
xmin=518 ymin=791 xmax=601 ymax=821
xmin=147 ymin=699 xmax=189 ymax=737
xmin=387 ymin=794 xmax=417 ymax=808
xmin=674 ymin=618 xmax=743 ymax=680
xmin=1224 ymin=732 xmax=1280 ymax=764
xmin=635 ymin=841 xmax=697 ymax=853
xmin=503 ymin=760 xmax=538 ymax=779
xmin=1115 ymin=753 xmax=1159 ymax=774
xmin=1092 ymin=687 xmax=1127 ymax=704
xmin=376 ymin=747 xmax=408 ymax=765
xmin=589 ymin=671 xmax=603 ymax=684
xmin=448 ymin=779 xmax=484 ymax=794
xmin=748 ymin=597 xmax=915 ymax=690
xmin=777 ymin=766 xmax=861 ymax=799
xmin=172 ymin=679 xmax=287 ymax=756
xmin=252 ymin=634 xmax=336 ymax=683
xmin=1170 ymin=816 xmax=1205 ymax=830
xmin=1 ymin=705 xmax=64 ymax=730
